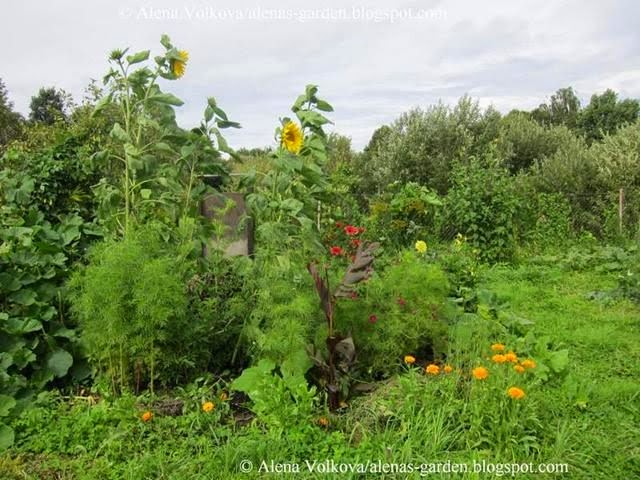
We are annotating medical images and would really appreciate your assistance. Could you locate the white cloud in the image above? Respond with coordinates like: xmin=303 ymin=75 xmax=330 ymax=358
xmin=2 ymin=0 xmax=639 ymax=149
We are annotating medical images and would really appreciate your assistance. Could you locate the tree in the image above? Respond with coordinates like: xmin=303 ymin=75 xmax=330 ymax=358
xmin=29 ymin=87 xmax=68 ymax=124
xmin=0 ymin=78 xmax=23 ymax=147
xmin=577 ymin=89 xmax=640 ymax=142
xmin=532 ymin=87 xmax=581 ymax=129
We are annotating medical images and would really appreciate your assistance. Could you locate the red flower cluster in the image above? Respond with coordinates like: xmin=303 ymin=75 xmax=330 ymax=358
xmin=368 ymin=314 xmax=378 ymax=324
xmin=326 ymin=222 xmax=366 ymax=259
xmin=344 ymin=225 xmax=365 ymax=236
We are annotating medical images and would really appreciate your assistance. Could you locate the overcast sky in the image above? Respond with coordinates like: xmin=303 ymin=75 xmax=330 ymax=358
xmin=3 ymin=0 xmax=639 ymax=150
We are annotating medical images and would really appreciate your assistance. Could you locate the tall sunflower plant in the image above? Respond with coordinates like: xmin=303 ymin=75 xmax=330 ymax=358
xmin=246 ymin=84 xmax=334 ymax=257
xmin=92 ymin=34 xmax=239 ymax=242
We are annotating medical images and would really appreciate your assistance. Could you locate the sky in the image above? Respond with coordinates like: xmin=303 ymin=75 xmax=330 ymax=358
xmin=3 ymin=0 xmax=639 ymax=150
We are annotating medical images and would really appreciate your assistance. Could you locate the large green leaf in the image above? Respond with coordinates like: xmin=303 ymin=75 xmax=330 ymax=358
xmin=0 ymin=424 xmax=14 ymax=451
xmin=231 ymin=359 xmax=275 ymax=395
xmin=0 ymin=395 xmax=16 ymax=417
xmin=149 ymin=92 xmax=184 ymax=106
xmin=8 ymin=289 xmax=37 ymax=306
xmin=126 ymin=50 xmax=150 ymax=65
xmin=46 ymin=349 xmax=73 ymax=378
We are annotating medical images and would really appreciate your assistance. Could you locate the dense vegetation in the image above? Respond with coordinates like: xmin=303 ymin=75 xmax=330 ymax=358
xmin=1 ymin=36 xmax=639 ymax=479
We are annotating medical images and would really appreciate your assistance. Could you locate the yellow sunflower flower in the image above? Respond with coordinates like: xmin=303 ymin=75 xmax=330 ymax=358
xmin=202 ymin=401 xmax=215 ymax=413
xmin=171 ymin=50 xmax=189 ymax=78
xmin=521 ymin=359 xmax=537 ymax=369
xmin=281 ymin=121 xmax=303 ymax=154
xmin=491 ymin=343 xmax=505 ymax=352
xmin=514 ymin=364 xmax=525 ymax=374
xmin=415 ymin=240 xmax=427 ymax=254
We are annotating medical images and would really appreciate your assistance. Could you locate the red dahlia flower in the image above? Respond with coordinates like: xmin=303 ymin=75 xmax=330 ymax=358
xmin=344 ymin=225 xmax=360 ymax=236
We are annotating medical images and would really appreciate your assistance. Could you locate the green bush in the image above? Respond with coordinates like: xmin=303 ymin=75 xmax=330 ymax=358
xmin=335 ymin=251 xmax=451 ymax=378
xmin=367 ymin=182 xmax=442 ymax=248
xmin=441 ymin=156 xmax=520 ymax=262
xmin=69 ymin=225 xmax=188 ymax=393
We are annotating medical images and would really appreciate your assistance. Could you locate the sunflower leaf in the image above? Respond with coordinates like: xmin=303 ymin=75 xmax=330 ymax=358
xmin=126 ymin=50 xmax=150 ymax=65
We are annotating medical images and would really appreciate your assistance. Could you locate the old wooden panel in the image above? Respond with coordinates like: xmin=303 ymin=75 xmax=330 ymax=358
xmin=200 ymin=192 xmax=253 ymax=257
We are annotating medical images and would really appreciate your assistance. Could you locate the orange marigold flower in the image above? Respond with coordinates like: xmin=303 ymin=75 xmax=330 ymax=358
xmin=514 ymin=364 xmax=525 ymax=374
xmin=202 ymin=401 xmax=215 ymax=413
xmin=472 ymin=366 xmax=489 ymax=380
xmin=404 ymin=355 xmax=416 ymax=365
xmin=491 ymin=343 xmax=505 ymax=352
xmin=505 ymin=351 xmax=518 ymax=363
xmin=318 ymin=417 xmax=329 ymax=427
xmin=425 ymin=364 xmax=440 ymax=375
xmin=521 ymin=359 xmax=537 ymax=369
xmin=507 ymin=386 xmax=526 ymax=400
xmin=492 ymin=354 xmax=507 ymax=364
xmin=444 ymin=365 xmax=453 ymax=374
xmin=141 ymin=411 xmax=153 ymax=422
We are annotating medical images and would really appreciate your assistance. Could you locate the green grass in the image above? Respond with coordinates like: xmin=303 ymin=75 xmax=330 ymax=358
xmin=1 ymin=260 xmax=639 ymax=479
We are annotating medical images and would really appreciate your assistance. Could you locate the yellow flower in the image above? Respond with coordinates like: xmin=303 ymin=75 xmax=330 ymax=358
xmin=491 ymin=343 xmax=505 ymax=352
xmin=443 ymin=365 xmax=453 ymax=374
xmin=281 ymin=121 xmax=303 ymax=154
xmin=141 ymin=411 xmax=153 ymax=422
xmin=415 ymin=240 xmax=427 ymax=254
xmin=514 ymin=364 xmax=525 ymax=374
xmin=505 ymin=351 xmax=518 ymax=363
xmin=425 ymin=364 xmax=440 ymax=375
xmin=507 ymin=386 xmax=526 ymax=400
xmin=318 ymin=417 xmax=329 ymax=427
xmin=202 ymin=401 xmax=215 ymax=413
xmin=521 ymin=359 xmax=537 ymax=369
xmin=492 ymin=354 xmax=507 ymax=364
xmin=404 ymin=355 xmax=416 ymax=365
xmin=219 ymin=392 xmax=228 ymax=401
xmin=472 ymin=366 xmax=489 ymax=380
xmin=171 ymin=50 xmax=189 ymax=78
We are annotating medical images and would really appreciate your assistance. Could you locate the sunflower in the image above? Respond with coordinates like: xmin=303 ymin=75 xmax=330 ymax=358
xmin=202 ymin=401 xmax=215 ymax=413
xmin=171 ymin=50 xmax=189 ymax=78
xmin=521 ymin=359 xmax=537 ymax=369
xmin=490 ymin=343 xmax=505 ymax=352
xmin=514 ymin=365 xmax=525 ymax=374
xmin=415 ymin=240 xmax=427 ymax=254
xmin=443 ymin=365 xmax=453 ymax=374
xmin=281 ymin=121 xmax=303 ymax=153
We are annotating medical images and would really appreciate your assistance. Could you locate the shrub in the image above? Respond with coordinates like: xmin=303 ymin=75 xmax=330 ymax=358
xmin=335 ymin=251 xmax=451 ymax=378
xmin=441 ymin=156 xmax=520 ymax=262
xmin=367 ymin=182 xmax=442 ymax=248
xmin=69 ymin=225 xmax=188 ymax=393
xmin=495 ymin=113 xmax=574 ymax=173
